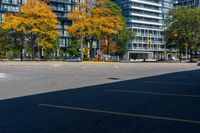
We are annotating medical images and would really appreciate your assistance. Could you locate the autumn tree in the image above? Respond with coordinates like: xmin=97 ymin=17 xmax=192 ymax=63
xmin=94 ymin=0 xmax=125 ymax=55
xmin=2 ymin=0 xmax=59 ymax=60
xmin=68 ymin=0 xmax=125 ymax=59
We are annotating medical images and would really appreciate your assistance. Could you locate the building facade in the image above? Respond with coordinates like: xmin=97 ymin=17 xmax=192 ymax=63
xmin=115 ymin=0 xmax=173 ymax=60
xmin=174 ymin=0 xmax=200 ymax=7
xmin=50 ymin=0 xmax=83 ymax=51
xmin=0 ymin=0 xmax=25 ymax=22
xmin=0 ymin=0 xmax=82 ymax=52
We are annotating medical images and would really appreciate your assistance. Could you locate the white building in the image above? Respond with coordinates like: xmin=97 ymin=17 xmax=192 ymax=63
xmin=115 ymin=0 xmax=173 ymax=61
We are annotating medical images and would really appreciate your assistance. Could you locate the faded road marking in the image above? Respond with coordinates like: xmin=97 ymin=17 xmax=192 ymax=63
xmin=106 ymin=89 xmax=200 ymax=98
xmin=39 ymin=103 xmax=200 ymax=125
xmin=145 ymin=81 xmax=199 ymax=86
xmin=0 ymin=73 xmax=7 ymax=78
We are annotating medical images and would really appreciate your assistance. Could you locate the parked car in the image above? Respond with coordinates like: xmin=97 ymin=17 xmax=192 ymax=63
xmin=66 ymin=56 xmax=81 ymax=62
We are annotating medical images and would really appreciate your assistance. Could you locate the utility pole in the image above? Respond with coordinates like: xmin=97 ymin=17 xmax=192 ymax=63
xmin=80 ymin=35 xmax=83 ymax=61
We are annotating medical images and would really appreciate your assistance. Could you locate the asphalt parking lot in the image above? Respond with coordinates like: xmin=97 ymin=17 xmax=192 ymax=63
xmin=0 ymin=62 xmax=200 ymax=133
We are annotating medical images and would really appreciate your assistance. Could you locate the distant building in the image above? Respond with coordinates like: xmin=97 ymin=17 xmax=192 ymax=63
xmin=174 ymin=0 xmax=200 ymax=7
xmin=162 ymin=0 xmax=174 ymax=20
xmin=115 ymin=0 xmax=173 ymax=61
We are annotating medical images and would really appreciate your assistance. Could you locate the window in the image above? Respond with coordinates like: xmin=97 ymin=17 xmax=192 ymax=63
xmin=2 ymin=0 xmax=10 ymax=4
xmin=12 ymin=0 xmax=18 ymax=4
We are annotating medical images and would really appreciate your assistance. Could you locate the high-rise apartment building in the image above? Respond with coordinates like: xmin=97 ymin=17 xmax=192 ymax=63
xmin=0 ymin=0 xmax=25 ymax=22
xmin=115 ymin=0 xmax=173 ymax=60
xmin=174 ymin=0 xmax=200 ymax=7
xmin=0 ymin=0 xmax=82 ymax=51
xmin=50 ymin=0 xmax=80 ymax=50
xmin=163 ymin=0 xmax=174 ymax=19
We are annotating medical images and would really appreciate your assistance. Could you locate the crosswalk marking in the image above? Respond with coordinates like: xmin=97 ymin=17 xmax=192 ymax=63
xmin=0 ymin=73 xmax=7 ymax=78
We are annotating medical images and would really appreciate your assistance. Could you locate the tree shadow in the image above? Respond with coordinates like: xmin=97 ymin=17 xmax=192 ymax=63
xmin=0 ymin=69 xmax=200 ymax=133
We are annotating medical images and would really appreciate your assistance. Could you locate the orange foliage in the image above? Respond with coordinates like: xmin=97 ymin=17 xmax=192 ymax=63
xmin=68 ymin=0 xmax=125 ymax=38
xmin=2 ymin=0 xmax=59 ymax=50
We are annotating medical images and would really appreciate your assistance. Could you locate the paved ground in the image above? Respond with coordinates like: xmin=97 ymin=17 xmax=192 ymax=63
xmin=0 ymin=62 xmax=200 ymax=133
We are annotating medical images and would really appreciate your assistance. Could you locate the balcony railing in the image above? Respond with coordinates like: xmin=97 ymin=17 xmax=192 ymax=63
xmin=129 ymin=47 xmax=165 ymax=51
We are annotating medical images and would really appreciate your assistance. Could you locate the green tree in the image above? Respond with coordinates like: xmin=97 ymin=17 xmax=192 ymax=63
xmin=115 ymin=27 xmax=135 ymax=57
xmin=0 ymin=28 xmax=12 ymax=60
xmin=67 ymin=37 xmax=80 ymax=57
xmin=165 ymin=7 xmax=200 ymax=61
xmin=10 ymin=32 xmax=26 ymax=61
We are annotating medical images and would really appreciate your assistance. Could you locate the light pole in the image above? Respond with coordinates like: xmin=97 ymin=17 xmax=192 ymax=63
xmin=80 ymin=35 xmax=83 ymax=61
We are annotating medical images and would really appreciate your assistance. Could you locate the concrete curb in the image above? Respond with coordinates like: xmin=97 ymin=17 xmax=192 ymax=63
xmin=0 ymin=61 xmax=198 ymax=67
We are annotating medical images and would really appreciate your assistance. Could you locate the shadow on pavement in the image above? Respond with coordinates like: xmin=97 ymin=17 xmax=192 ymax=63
xmin=0 ymin=69 xmax=200 ymax=133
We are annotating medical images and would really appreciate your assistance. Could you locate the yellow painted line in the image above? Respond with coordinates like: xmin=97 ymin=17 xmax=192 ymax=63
xmin=39 ymin=103 xmax=200 ymax=125
xmin=106 ymin=89 xmax=200 ymax=98
xmin=81 ymin=61 xmax=119 ymax=64
xmin=80 ymin=61 xmax=120 ymax=69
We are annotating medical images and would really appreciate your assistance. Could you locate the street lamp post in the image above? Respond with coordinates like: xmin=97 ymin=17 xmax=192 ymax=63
xmin=80 ymin=35 xmax=83 ymax=61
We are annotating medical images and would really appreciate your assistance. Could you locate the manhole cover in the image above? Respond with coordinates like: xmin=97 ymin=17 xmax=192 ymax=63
xmin=108 ymin=77 xmax=120 ymax=80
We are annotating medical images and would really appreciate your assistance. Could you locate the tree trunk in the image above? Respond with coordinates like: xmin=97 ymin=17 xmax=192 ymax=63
xmin=32 ymin=42 xmax=35 ymax=61
xmin=107 ymin=35 xmax=110 ymax=55
xmin=55 ymin=49 xmax=58 ymax=59
xmin=40 ymin=48 xmax=43 ymax=59
xmin=30 ymin=34 xmax=38 ymax=61
xmin=190 ymin=49 xmax=193 ymax=61
xmin=195 ymin=49 xmax=198 ymax=58
xmin=20 ymin=48 xmax=23 ymax=61
xmin=89 ymin=42 xmax=92 ymax=59
xmin=89 ymin=37 xmax=94 ymax=59
xmin=179 ymin=50 xmax=182 ymax=63
xmin=19 ymin=35 xmax=25 ymax=61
